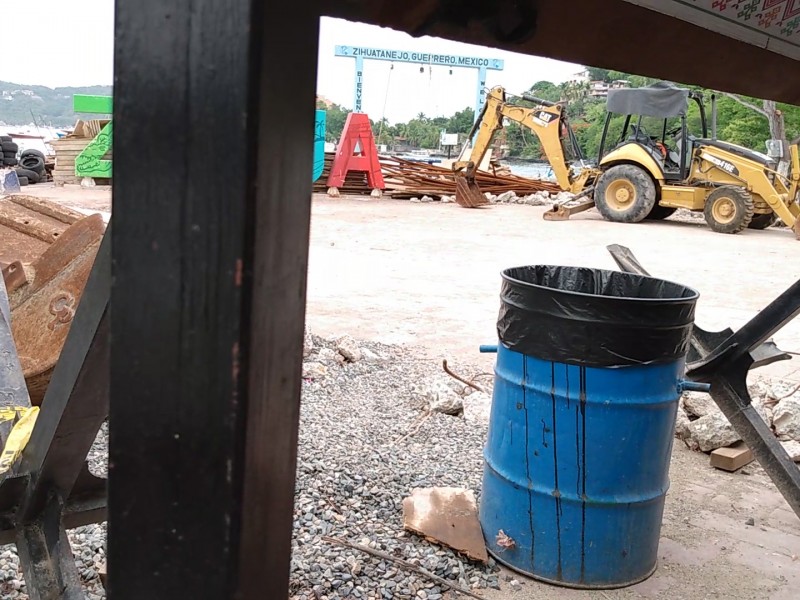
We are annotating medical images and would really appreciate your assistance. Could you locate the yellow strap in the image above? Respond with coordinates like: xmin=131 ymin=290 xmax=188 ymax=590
xmin=0 ymin=407 xmax=39 ymax=475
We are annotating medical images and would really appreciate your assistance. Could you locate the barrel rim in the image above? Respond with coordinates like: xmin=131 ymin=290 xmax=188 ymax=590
xmin=501 ymin=265 xmax=700 ymax=304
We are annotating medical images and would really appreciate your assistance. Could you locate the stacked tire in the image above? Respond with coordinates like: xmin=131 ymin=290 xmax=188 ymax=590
xmin=1 ymin=135 xmax=17 ymax=167
xmin=14 ymin=149 xmax=46 ymax=186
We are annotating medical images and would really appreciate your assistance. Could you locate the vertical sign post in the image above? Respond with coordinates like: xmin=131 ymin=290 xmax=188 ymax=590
xmin=335 ymin=46 xmax=504 ymax=121
xmin=354 ymin=56 xmax=364 ymax=112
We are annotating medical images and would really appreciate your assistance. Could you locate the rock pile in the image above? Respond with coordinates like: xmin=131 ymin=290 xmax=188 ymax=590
xmin=676 ymin=378 xmax=800 ymax=457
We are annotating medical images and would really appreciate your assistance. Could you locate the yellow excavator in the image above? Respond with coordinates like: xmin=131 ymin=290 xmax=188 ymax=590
xmin=453 ymin=83 xmax=800 ymax=236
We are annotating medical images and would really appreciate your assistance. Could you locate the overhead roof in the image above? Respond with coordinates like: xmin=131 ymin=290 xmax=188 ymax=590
xmin=606 ymin=83 xmax=690 ymax=118
xmin=324 ymin=0 xmax=800 ymax=104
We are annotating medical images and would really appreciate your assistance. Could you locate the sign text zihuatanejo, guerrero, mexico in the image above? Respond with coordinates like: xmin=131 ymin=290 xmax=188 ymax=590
xmin=334 ymin=46 xmax=504 ymax=70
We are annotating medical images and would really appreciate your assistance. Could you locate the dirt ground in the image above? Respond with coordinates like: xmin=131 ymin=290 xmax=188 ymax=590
xmin=28 ymin=186 xmax=800 ymax=599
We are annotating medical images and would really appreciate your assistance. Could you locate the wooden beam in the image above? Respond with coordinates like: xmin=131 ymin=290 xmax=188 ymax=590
xmin=323 ymin=0 xmax=800 ymax=105
xmin=109 ymin=0 xmax=317 ymax=598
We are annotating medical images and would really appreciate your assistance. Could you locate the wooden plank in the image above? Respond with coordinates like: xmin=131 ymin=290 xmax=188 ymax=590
xmin=710 ymin=441 xmax=754 ymax=472
xmin=109 ymin=0 xmax=316 ymax=598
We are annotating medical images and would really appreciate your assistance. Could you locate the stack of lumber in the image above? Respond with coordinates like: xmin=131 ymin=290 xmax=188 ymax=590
xmin=381 ymin=156 xmax=560 ymax=198
xmin=312 ymin=154 xmax=368 ymax=194
xmin=313 ymin=152 xmax=560 ymax=198
xmin=50 ymin=119 xmax=112 ymax=185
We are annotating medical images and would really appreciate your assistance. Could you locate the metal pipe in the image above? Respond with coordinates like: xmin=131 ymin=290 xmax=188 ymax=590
xmin=711 ymin=93 xmax=717 ymax=140
xmin=479 ymin=345 xmax=498 ymax=353
xmin=679 ymin=380 xmax=711 ymax=393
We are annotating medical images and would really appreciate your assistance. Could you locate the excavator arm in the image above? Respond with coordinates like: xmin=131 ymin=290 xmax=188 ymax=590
xmin=452 ymin=86 xmax=584 ymax=208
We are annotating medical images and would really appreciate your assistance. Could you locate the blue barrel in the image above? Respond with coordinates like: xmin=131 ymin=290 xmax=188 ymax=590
xmin=480 ymin=266 xmax=698 ymax=589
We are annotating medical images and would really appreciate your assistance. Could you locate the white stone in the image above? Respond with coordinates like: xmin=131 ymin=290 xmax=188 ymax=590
xmin=683 ymin=392 xmax=719 ymax=418
xmin=360 ymin=347 xmax=382 ymax=362
xmin=409 ymin=197 xmax=421 ymax=203
xmin=302 ymin=362 xmax=328 ymax=380
xmin=495 ymin=191 xmax=517 ymax=203
xmin=774 ymin=397 xmax=800 ymax=441
xmin=414 ymin=380 xmax=463 ymax=416
xmin=554 ymin=191 xmax=574 ymax=203
xmin=336 ymin=335 xmax=362 ymax=363
xmin=781 ymin=440 xmax=800 ymax=462
xmin=420 ymin=195 xmax=434 ymax=203
xmin=688 ymin=412 xmax=741 ymax=452
xmin=303 ymin=328 xmax=314 ymax=358
xmin=440 ymin=195 xmax=454 ymax=203
xmin=463 ymin=392 xmax=492 ymax=426
xmin=674 ymin=405 xmax=692 ymax=440
xmin=316 ymin=348 xmax=338 ymax=363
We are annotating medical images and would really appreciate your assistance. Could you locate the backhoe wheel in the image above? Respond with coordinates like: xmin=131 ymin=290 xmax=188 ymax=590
xmin=594 ymin=164 xmax=656 ymax=223
xmin=747 ymin=213 xmax=776 ymax=230
xmin=645 ymin=205 xmax=677 ymax=220
xmin=704 ymin=186 xmax=754 ymax=234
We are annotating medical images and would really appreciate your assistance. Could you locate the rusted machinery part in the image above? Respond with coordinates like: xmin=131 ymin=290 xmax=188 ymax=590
xmin=9 ymin=214 xmax=105 ymax=406
xmin=0 ymin=195 xmax=85 ymax=268
xmin=0 ymin=195 xmax=106 ymax=406
xmin=454 ymin=175 xmax=491 ymax=208
xmin=542 ymin=186 xmax=595 ymax=221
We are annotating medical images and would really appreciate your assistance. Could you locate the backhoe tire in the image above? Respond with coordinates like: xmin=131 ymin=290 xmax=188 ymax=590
xmin=645 ymin=205 xmax=677 ymax=220
xmin=747 ymin=213 xmax=776 ymax=230
xmin=704 ymin=186 xmax=753 ymax=234
xmin=594 ymin=164 xmax=656 ymax=223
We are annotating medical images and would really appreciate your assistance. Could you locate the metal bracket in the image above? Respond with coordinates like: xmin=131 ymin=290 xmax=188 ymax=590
xmin=0 ymin=223 xmax=109 ymax=598
xmin=607 ymin=244 xmax=800 ymax=519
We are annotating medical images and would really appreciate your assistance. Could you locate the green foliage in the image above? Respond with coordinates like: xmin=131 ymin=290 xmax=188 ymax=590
xmin=0 ymin=81 xmax=113 ymax=127
xmin=315 ymin=72 xmax=800 ymax=158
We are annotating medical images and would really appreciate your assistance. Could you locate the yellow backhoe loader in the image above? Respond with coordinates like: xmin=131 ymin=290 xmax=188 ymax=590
xmin=453 ymin=83 xmax=800 ymax=236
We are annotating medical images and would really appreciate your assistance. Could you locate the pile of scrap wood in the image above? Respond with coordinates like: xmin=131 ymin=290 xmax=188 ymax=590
xmin=51 ymin=119 xmax=111 ymax=186
xmin=312 ymin=153 xmax=561 ymax=199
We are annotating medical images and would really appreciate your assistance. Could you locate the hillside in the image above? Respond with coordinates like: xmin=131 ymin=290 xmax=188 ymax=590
xmin=0 ymin=81 xmax=112 ymax=127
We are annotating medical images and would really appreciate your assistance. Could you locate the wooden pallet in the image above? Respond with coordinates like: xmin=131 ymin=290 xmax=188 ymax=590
xmin=50 ymin=138 xmax=113 ymax=185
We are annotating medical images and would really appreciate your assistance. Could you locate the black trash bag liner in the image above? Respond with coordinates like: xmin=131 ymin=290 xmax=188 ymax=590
xmin=498 ymin=265 xmax=699 ymax=367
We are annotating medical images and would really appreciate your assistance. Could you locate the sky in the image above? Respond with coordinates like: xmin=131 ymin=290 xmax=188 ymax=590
xmin=0 ymin=3 xmax=581 ymax=124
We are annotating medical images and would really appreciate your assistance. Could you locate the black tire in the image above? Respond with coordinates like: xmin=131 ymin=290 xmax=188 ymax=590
xmin=645 ymin=204 xmax=677 ymax=220
xmin=594 ymin=164 xmax=657 ymax=223
xmin=747 ymin=212 xmax=776 ymax=230
xmin=704 ymin=186 xmax=754 ymax=234
xmin=19 ymin=149 xmax=45 ymax=160
xmin=3 ymin=157 xmax=18 ymax=166
xmin=1 ymin=142 xmax=18 ymax=153
xmin=14 ymin=167 xmax=40 ymax=184
xmin=19 ymin=155 xmax=45 ymax=175
xmin=17 ymin=176 xmax=28 ymax=186
xmin=0 ymin=136 xmax=11 ymax=143
xmin=2 ymin=150 xmax=15 ymax=157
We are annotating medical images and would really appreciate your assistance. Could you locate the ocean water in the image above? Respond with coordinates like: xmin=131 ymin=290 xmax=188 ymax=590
xmin=501 ymin=160 xmax=555 ymax=180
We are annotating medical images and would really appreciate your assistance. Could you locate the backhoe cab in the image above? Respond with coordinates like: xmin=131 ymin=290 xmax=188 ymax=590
xmin=454 ymin=82 xmax=800 ymax=237
xmin=590 ymin=82 xmax=800 ymax=234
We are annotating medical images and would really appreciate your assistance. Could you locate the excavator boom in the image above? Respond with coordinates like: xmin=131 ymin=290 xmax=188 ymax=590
xmin=452 ymin=86 xmax=590 ymax=208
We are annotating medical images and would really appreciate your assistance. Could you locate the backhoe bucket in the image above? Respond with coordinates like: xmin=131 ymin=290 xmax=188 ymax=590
xmin=0 ymin=195 xmax=106 ymax=405
xmin=455 ymin=176 xmax=491 ymax=208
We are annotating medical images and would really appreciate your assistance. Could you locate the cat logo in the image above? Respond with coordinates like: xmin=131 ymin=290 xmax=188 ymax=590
xmin=701 ymin=153 xmax=740 ymax=177
xmin=532 ymin=111 xmax=555 ymax=128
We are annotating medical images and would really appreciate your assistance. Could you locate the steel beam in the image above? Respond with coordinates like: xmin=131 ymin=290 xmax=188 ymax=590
xmin=607 ymin=244 xmax=800 ymax=518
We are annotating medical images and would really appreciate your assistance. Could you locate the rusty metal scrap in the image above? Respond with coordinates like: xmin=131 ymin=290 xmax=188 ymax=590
xmin=0 ymin=195 xmax=105 ymax=405
xmin=313 ymin=152 xmax=560 ymax=199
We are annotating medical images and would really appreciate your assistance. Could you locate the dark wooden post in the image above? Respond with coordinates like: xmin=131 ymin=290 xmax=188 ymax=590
xmin=109 ymin=0 xmax=318 ymax=597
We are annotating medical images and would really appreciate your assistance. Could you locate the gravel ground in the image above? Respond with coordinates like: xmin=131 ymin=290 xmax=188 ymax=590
xmin=0 ymin=423 xmax=108 ymax=600
xmin=291 ymin=335 xmax=498 ymax=599
xmin=0 ymin=335 xmax=493 ymax=600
